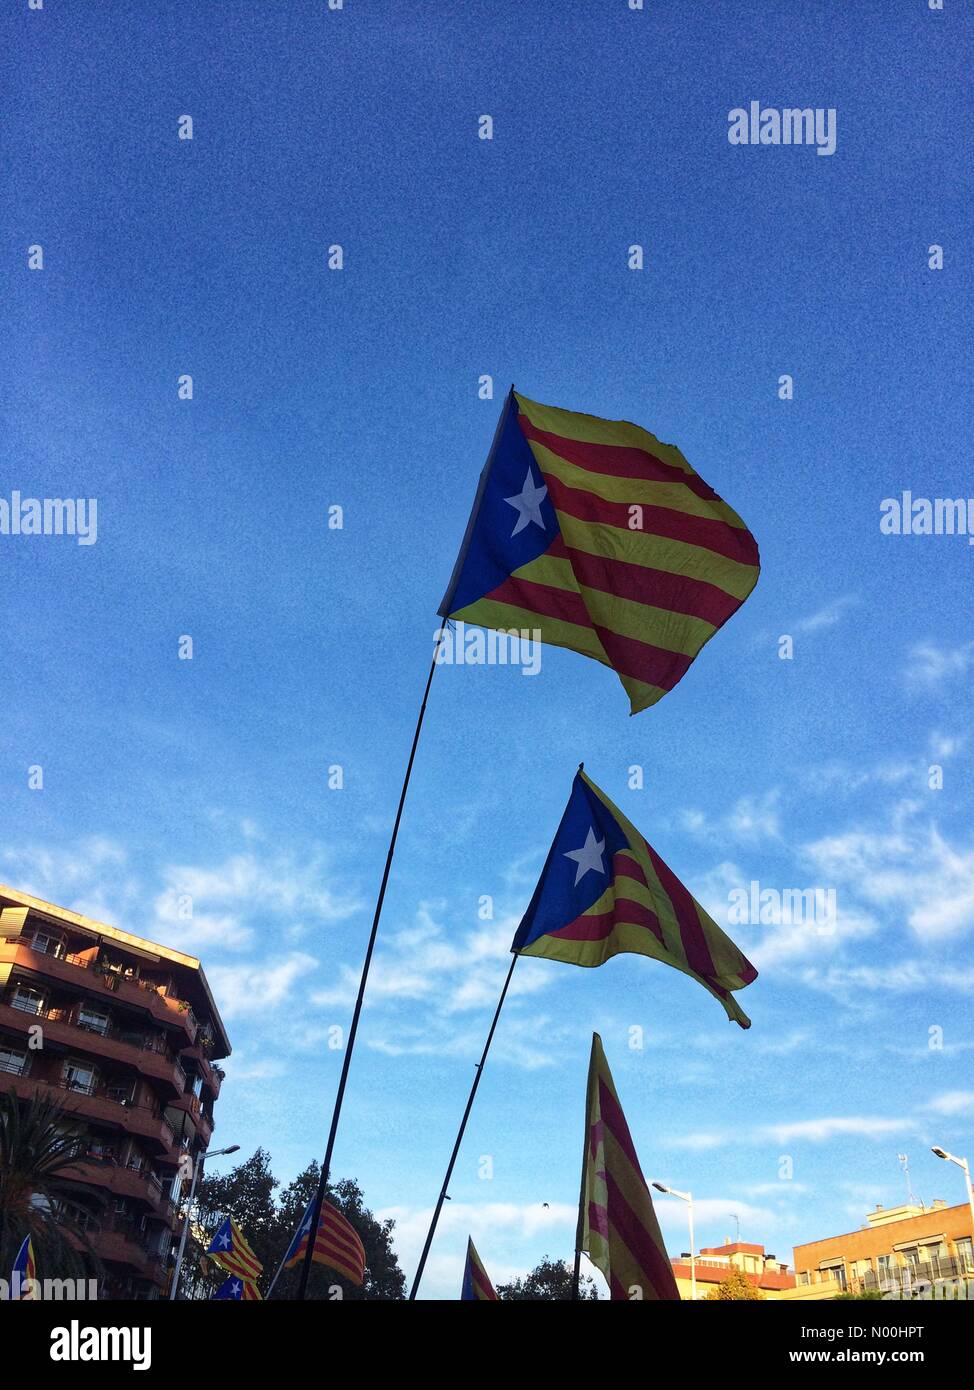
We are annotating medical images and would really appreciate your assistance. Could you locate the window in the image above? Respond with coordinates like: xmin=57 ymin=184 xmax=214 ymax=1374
xmin=30 ymin=929 xmax=66 ymax=958
xmin=956 ymin=1237 xmax=973 ymax=1271
xmin=0 ymin=1043 xmax=28 ymax=1076
xmin=77 ymin=1003 xmax=110 ymax=1035
xmin=62 ymin=1060 xmax=97 ymax=1095
xmin=191 ymin=1072 xmax=204 ymax=1099
xmin=10 ymin=983 xmax=46 ymax=1016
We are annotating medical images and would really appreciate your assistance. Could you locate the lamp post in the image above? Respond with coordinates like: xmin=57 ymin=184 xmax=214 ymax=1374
xmin=931 ymin=1146 xmax=974 ymax=1246
xmin=652 ymin=1181 xmax=695 ymax=1300
xmin=170 ymin=1143 xmax=240 ymax=1300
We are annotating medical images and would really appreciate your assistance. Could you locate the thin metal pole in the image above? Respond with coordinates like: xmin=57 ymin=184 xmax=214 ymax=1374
xmin=170 ymin=1153 xmax=203 ymax=1300
xmin=571 ymin=1093 xmax=589 ymax=1300
xmin=408 ymin=953 xmax=518 ymax=1300
xmin=296 ymin=634 xmax=445 ymax=1300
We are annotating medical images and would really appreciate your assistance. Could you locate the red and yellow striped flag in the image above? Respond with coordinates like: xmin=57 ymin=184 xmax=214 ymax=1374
xmin=206 ymin=1216 xmax=263 ymax=1284
xmin=439 ymin=389 xmax=760 ymax=714
xmin=578 ymin=1034 xmax=679 ymax=1301
xmin=284 ymin=1198 xmax=366 ymax=1286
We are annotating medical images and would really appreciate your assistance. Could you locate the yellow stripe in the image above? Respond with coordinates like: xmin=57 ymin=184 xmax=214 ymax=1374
xmin=509 ymin=548 xmax=580 ymax=594
xmin=531 ymin=442 xmax=749 ymax=529
xmin=514 ymin=390 xmax=695 ymax=475
xmin=450 ymin=597 xmax=610 ymax=665
xmin=558 ymin=513 xmax=758 ymax=600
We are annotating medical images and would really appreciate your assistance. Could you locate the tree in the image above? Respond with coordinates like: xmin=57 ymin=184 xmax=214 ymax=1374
xmin=834 ymin=1289 xmax=884 ymax=1300
xmin=189 ymin=1150 xmax=406 ymax=1300
xmin=706 ymin=1266 xmax=763 ymax=1300
xmin=497 ymin=1256 xmax=599 ymax=1300
xmin=0 ymin=1085 xmax=103 ymax=1284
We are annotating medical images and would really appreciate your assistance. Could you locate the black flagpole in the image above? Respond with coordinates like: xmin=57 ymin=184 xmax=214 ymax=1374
xmin=408 ymin=952 xmax=519 ymax=1299
xmin=572 ymin=1031 xmax=594 ymax=1298
xmin=296 ymin=631 xmax=447 ymax=1300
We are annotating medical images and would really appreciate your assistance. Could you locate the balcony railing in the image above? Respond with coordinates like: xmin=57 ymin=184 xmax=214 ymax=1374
xmin=5 ymin=994 xmax=180 ymax=1065
xmin=2 ymin=935 xmax=198 ymax=1032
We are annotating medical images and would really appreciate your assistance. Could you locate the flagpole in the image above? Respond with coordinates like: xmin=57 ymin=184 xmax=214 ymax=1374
xmin=408 ymin=952 xmax=519 ymax=1300
xmin=296 ymin=629 xmax=447 ymax=1301
xmin=571 ymin=1031 xmax=593 ymax=1299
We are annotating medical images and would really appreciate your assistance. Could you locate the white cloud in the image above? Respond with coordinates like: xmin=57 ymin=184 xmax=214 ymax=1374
xmin=924 ymin=1091 xmax=974 ymax=1117
xmin=797 ymin=595 xmax=858 ymax=633
xmin=206 ymin=953 xmax=318 ymax=1019
xmin=680 ymin=792 xmax=781 ymax=845
xmin=904 ymin=641 xmax=974 ymax=691
xmin=804 ymin=815 xmax=974 ymax=943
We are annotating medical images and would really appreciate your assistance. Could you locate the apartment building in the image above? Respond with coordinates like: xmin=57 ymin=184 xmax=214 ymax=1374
xmin=793 ymin=1201 xmax=974 ymax=1297
xmin=670 ymin=1239 xmax=798 ymax=1299
xmin=0 ymin=885 xmax=231 ymax=1299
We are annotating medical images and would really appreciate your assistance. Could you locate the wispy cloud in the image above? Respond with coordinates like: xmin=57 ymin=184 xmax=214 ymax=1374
xmin=904 ymin=641 xmax=974 ymax=692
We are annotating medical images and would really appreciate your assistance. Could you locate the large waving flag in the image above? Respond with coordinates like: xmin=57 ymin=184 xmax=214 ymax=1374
xmin=206 ymin=1217 xmax=263 ymax=1285
xmin=439 ymin=388 xmax=759 ymax=714
xmin=511 ymin=767 xmax=758 ymax=1027
xmin=460 ymin=1237 xmax=498 ymax=1301
xmin=212 ymin=1273 xmax=262 ymax=1301
xmin=579 ymin=1034 xmax=679 ymax=1301
xmin=11 ymin=1234 xmax=36 ymax=1299
xmin=283 ymin=1197 xmax=366 ymax=1286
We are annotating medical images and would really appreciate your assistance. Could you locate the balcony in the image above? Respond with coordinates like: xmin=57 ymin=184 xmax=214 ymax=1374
xmin=2 ymin=1071 xmax=181 ymax=1157
xmin=0 ymin=998 xmax=188 ymax=1098
xmin=89 ymin=1216 xmax=170 ymax=1287
xmin=179 ymin=1043 xmax=224 ymax=1099
xmin=62 ymin=1151 xmax=178 ymax=1228
xmin=0 ymin=936 xmax=198 ymax=1045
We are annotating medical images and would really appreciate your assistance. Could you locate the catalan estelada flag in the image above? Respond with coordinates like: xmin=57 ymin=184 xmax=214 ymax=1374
xmin=439 ymin=389 xmax=760 ymax=714
xmin=283 ymin=1197 xmax=366 ymax=1286
xmin=11 ymin=1234 xmax=36 ymax=1299
xmin=579 ymin=1034 xmax=679 ymax=1301
xmin=460 ymin=1237 xmax=498 ymax=1301
xmin=207 ymin=1217 xmax=263 ymax=1284
xmin=212 ymin=1273 xmax=262 ymax=1300
xmin=510 ymin=767 xmax=758 ymax=1027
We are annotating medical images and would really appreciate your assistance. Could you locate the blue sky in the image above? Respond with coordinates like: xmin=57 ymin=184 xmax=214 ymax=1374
xmin=2 ymin=1 xmax=973 ymax=1297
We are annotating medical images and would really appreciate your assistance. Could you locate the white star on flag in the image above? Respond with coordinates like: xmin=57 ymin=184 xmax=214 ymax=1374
xmin=504 ymin=467 xmax=548 ymax=537
xmin=564 ymin=826 xmax=607 ymax=886
xmin=218 ymin=1230 xmax=231 ymax=1248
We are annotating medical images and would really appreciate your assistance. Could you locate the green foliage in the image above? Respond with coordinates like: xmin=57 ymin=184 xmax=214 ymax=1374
xmin=0 ymin=1085 xmax=104 ymax=1283
xmin=496 ymin=1256 xmax=599 ymax=1301
xmin=705 ymin=1266 xmax=763 ymax=1300
xmin=833 ymin=1289 xmax=885 ymax=1300
xmin=189 ymin=1150 xmax=406 ymax=1301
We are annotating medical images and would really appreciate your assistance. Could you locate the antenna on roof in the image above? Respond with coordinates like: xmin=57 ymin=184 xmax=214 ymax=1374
xmin=897 ymin=1153 xmax=919 ymax=1209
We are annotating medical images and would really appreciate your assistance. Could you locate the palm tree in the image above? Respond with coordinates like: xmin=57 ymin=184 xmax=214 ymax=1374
xmin=0 ymin=1085 xmax=104 ymax=1285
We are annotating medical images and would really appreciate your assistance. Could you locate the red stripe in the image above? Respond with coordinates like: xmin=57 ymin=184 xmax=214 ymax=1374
xmin=487 ymin=573 xmax=592 ymax=629
xmin=593 ymin=624 xmax=693 ymax=693
xmin=517 ymin=412 xmax=722 ymax=503
xmin=470 ymin=1263 xmax=498 ymax=1300
xmin=598 ymin=1077 xmax=645 ymax=1179
xmin=314 ymin=1230 xmax=363 ymax=1267
xmin=550 ymin=898 xmax=664 ymax=946
xmin=644 ymin=843 xmax=719 ymax=981
xmin=544 ymin=472 xmax=760 ymax=568
xmin=602 ymin=1165 xmax=680 ymax=1300
xmin=564 ymin=542 xmax=744 ymax=627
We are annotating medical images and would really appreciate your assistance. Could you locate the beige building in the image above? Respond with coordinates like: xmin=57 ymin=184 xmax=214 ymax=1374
xmin=793 ymin=1201 xmax=974 ymax=1298
xmin=671 ymin=1239 xmax=797 ymax=1299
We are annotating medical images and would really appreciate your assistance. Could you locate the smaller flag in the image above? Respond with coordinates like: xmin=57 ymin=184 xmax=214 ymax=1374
xmin=11 ymin=1234 xmax=36 ymax=1300
xmin=212 ymin=1273 xmax=262 ymax=1301
xmin=284 ymin=1197 xmax=366 ymax=1286
xmin=460 ymin=1237 xmax=498 ymax=1300
xmin=578 ymin=1034 xmax=679 ymax=1301
xmin=511 ymin=767 xmax=758 ymax=1027
xmin=206 ymin=1216 xmax=263 ymax=1283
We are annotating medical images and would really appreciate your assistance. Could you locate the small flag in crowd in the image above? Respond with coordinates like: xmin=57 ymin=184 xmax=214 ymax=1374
xmin=11 ymin=1234 xmax=36 ymax=1299
xmin=439 ymin=389 xmax=760 ymax=714
xmin=460 ymin=1237 xmax=498 ymax=1301
xmin=207 ymin=1216 xmax=263 ymax=1284
xmin=510 ymin=767 xmax=758 ymax=1027
xmin=284 ymin=1197 xmax=366 ymax=1286
xmin=212 ymin=1273 xmax=262 ymax=1300
xmin=579 ymin=1034 xmax=679 ymax=1301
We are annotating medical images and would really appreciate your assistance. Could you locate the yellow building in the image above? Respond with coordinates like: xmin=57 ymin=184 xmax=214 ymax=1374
xmin=670 ymin=1240 xmax=798 ymax=1299
xmin=793 ymin=1201 xmax=974 ymax=1298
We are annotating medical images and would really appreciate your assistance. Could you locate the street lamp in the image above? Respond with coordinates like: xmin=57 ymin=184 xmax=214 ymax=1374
xmin=931 ymin=1146 xmax=974 ymax=1237
xmin=652 ymin=1181 xmax=695 ymax=1300
xmin=170 ymin=1143 xmax=240 ymax=1300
